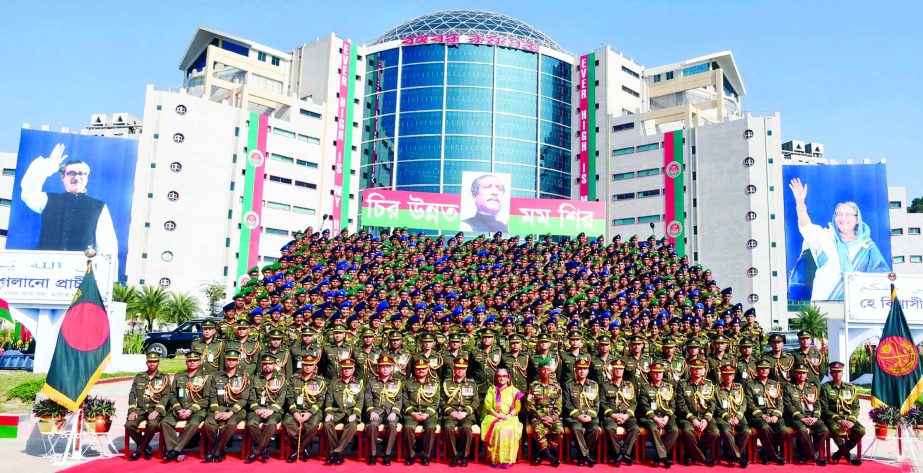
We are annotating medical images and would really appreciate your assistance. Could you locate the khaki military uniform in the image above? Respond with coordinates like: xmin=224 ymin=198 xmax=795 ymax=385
xmin=527 ymin=381 xmax=564 ymax=451
xmin=161 ymin=369 xmax=210 ymax=453
xmin=762 ymin=352 xmax=795 ymax=384
xmin=676 ymin=378 xmax=720 ymax=464
xmin=792 ymin=348 xmax=827 ymax=386
xmin=322 ymin=376 xmax=364 ymax=455
xmin=354 ymin=345 xmax=381 ymax=381
xmin=364 ymin=377 xmax=403 ymax=458
xmin=501 ymin=351 xmax=531 ymax=391
xmin=469 ymin=346 xmax=502 ymax=396
xmin=783 ymin=381 xmax=828 ymax=460
xmin=820 ymin=381 xmax=865 ymax=457
xmin=600 ymin=378 xmax=640 ymax=458
xmin=229 ymin=338 xmax=262 ymax=376
xmin=282 ymin=373 xmax=327 ymax=456
xmin=562 ymin=379 xmax=601 ymax=458
xmin=744 ymin=378 xmax=786 ymax=462
xmin=636 ymin=380 xmax=680 ymax=460
xmin=402 ymin=377 xmax=441 ymax=460
xmin=125 ymin=371 xmax=171 ymax=454
xmin=441 ymin=377 xmax=480 ymax=460
xmin=204 ymin=370 xmax=251 ymax=457
xmin=191 ymin=338 xmax=225 ymax=374
xmin=715 ymin=381 xmax=750 ymax=461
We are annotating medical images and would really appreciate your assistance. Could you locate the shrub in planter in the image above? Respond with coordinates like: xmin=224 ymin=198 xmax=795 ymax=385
xmin=82 ymin=396 xmax=115 ymax=433
xmin=868 ymin=406 xmax=901 ymax=439
xmin=32 ymin=399 xmax=68 ymax=433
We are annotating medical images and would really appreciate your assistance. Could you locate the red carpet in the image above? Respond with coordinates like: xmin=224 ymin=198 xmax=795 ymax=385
xmin=62 ymin=457 xmax=900 ymax=473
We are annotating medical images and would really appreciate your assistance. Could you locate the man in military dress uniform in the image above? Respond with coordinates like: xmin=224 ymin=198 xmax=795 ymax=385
xmin=402 ymin=360 xmax=441 ymax=465
xmin=354 ymin=329 xmax=382 ymax=381
xmin=125 ymin=352 xmax=170 ymax=461
xmin=528 ymin=357 xmax=563 ymax=466
xmin=562 ymin=359 xmax=601 ymax=466
xmin=290 ymin=328 xmax=323 ymax=375
xmin=441 ymin=358 xmax=480 ymax=467
xmin=230 ymin=320 xmax=262 ymax=376
xmin=735 ymin=338 xmax=758 ymax=383
xmin=255 ymin=329 xmax=292 ymax=379
xmin=323 ymin=325 xmax=355 ymax=380
xmin=560 ymin=332 xmax=591 ymax=388
xmin=323 ymin=359 xmax=364 ymax=465
xmin=623 ymin=335 xmax=653 ymax=384
xmin=601 ymin=359 xmax=639 ymax=466
xmin=792 ymin=331 xmax=827 ymax=386
xmin=636 ymin=363 xmax=679 ymax=468
xmin=412 ymin=333 xmax=444 ymax=381
xmin=381 ymin=330 xmax=412 ymax=378
xmin=714 ymin=364 xmax=749 ymax=467
xmin=441 ymin=333 xmax=469 ymax=380
xmin=501 ymin=334 xmax=531 ymax=391
xmin=820 ymin=362 xmax=864 ymax=466
xmin=657 ymin=340 xmax=687 ymax=385
xmin=203 ymin=350 xmax=251 ymax=463
xmin=706 ymin=335 xmax=735 ymax=384
xmin=528 ymin=333 xmax=561 ymax=385
xmin=590 ymin=335 xmax=616 ymax=383
xmin=364 ymin=355 xmax=402 ymax=465
xmin=762 ymin=333 xmax=794 ymax=384
xmin=191 ymin=321 xmax=224 ymax=374
xmin=783 ymin=363 xmax=828 ymax=465
xmin=469 ymin=329 xmax=503 ymax=397
xmin=282 ymin=355 xmax=326 ymax=463
xmin=675 ymin=359 xmax=719 ymax=466
xmin=162 ymin=351 xmax=211 ymax=462
xmin=744 ymin=359 xmax=786 ymax=465
xmin=244 ymin=355 xmax=288 ymax=463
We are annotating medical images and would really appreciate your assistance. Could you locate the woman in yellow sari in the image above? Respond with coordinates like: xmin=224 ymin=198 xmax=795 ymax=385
xmin=481 ymin=368 xmax=524 ymax=468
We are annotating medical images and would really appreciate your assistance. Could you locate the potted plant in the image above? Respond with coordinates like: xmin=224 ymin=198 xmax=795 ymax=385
xmin=868 ymin=406 xmax=901 ymax=439
xmin=82 ymin=396 xmax=115 ymax=433
xmin=905 ymin=405 xmax=923 ymax=438
xmin=32 ymin=399 xmax=69 ymax=433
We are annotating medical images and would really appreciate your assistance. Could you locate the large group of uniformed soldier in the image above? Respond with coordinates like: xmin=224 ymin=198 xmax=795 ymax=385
xmin=125 ymin=229 xmax=866 ymax=467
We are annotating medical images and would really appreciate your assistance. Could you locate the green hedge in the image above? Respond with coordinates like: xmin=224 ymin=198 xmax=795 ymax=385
xmin=7 ymin=378 xmax=45 ymax=402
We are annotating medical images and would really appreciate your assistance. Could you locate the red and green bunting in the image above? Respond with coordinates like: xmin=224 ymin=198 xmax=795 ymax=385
xmin=40 ymin=264 xmax=110 ymax=412
xmin=663 ymin=130 xmax=686 ymax=257
xmin=0 ymin=415 xmax=18 ymax=439
xmin=0 ymin=298 xmax=29 ymax=345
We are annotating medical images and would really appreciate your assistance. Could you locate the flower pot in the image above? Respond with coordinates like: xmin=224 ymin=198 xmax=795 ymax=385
xmin=84 ymin=415 xmax=111 ymax=433
xmin=37 ymin=416 xmax=66 ymax=434
xmin=874 ymin=424 xmax=896 ymax=440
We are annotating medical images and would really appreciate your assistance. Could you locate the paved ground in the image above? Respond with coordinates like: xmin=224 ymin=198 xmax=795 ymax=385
xmin=0 ymin=379 xmax=918 ymax=472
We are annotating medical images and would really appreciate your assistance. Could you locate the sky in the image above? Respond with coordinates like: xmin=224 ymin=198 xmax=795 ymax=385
xmin=0 ymin=1 xmax=921 ymax=199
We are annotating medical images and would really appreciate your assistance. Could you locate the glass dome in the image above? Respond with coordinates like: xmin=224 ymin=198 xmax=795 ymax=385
xmin=371 ymin=9 xmax=567 ymax=54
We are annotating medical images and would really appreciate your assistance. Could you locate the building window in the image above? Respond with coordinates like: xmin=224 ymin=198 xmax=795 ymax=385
xmin=746 ymin=239 xmax=758 ymax=249
xmin=636 ymin=143 xmax=660 ymax=152
xmin=637 ymin=168 xmax=660 ymax=177
xmin=271 ymin=56 xmax=280 ymax=66
xmin=666 ymin=71 xmax=674 ymax=80
xmin=892 ymin=228 xmax=903 ymax=236
xmin=294 ymin=180 xmax=317 ymax=189
xmin=911 ymin=255 xmax=923 ymax=263
xmin=161 ymin=251 xmax=174 ymax=262
xmin=747 ymin=267 xmax=758 ymax=277
xmin=172 ymin=133 xmax=185 ymax=143
xmin=257 ymin=51 xmax=267 ymax=61
xmin=746 ymin=211 xmax=757 ymax=221
xmin=638 ymin=214 xmax=662 ymax=223
xmin=612 ymin=122 xmax=634 ymax=132
xmin=653 ymin=74 xmax=661 ymax=83
xmin=266 ymin=201 xmax=290 ymax=211
xmin=167 ymin=191 xmax=179 ymax=202
xmin=2 ymin=168 xmax=15 ymax=176
xmin=894 ymin=256 xmax=906 ymax=264
xmin=159 ymin=277 xmax=171 ymax=287
xmin=621 ymin=85 xmax=640 ymax=98
xmin=170 ymin=162 xmax=182 ymax=172
xmin=682 ymin=63 xmax=709 ymax=76
xmin=297 ymin=134 xmax=321 ymax=144
xmin=909 ymin=227 xmax=921 ymax=235
xmin=612 ymin=218 xmax=635 ymax=225
xmin=175 ymin=105 xmax=187 ymax=115
xmin=299 ymin=109 xmax=322 ymax=119
xmin=293 ymin=206 xmax=316 ymax=215
xmin=890 ymin=201 xmax=902 ymax=209
xmin=621 ymin=65 xmax=640 ymax=78
xmin=743 ymin=157 xmax=755 ymax=167
xmin=164 ymin=221 xmax=176 ymax=231
xmin=296 ymin=159 xmax=319 ymax=169
xmin=613 ymin=171 xmax=635 ymax=181
xmin=614 ymin=192 xmax=635 ymax=201
xmin=0 ymin=198 xmax=11 ymax=207
xmin=270 ymin=153 xmax=294 ymax=164
xmin=638 ymin=189 xmax=661 ymax=198
xmin=272 ymin=127 xmax=295 ymax=138
xmin=747 ymin=294 xmax=759 ymax=303
xmin=746 ymin=185 xmax=757 ymax=194
xmin=265 ymin=227 xmax=288 ymax=236
xmin=612 ymin=147 xmax=635 ymax=156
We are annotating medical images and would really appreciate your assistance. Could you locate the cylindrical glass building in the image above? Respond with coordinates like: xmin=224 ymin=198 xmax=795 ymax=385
xmin=359 ymin=10 xmax=574 ymax=200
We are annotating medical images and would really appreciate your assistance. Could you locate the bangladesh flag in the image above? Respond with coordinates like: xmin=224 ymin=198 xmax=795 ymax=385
xmin=40 ymin=263 xmax=111 ymax=412
xmin=871 ymin=284 xmax=923 ymax=414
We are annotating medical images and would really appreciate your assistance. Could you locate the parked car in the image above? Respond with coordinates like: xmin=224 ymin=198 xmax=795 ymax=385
xmin=142 ymin=317 xmax=222 ymax=357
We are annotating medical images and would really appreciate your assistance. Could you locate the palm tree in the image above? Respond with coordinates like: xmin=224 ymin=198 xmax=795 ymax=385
xmin=791 ymin=304 xmax=828 ymax=340
xmin=163 ymin=293 xmax=201 ymax=326
xmin=134 ymin=285 xmax=169 ymax=332
xmin=112 ymin=283 xmax=139 ymax=306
